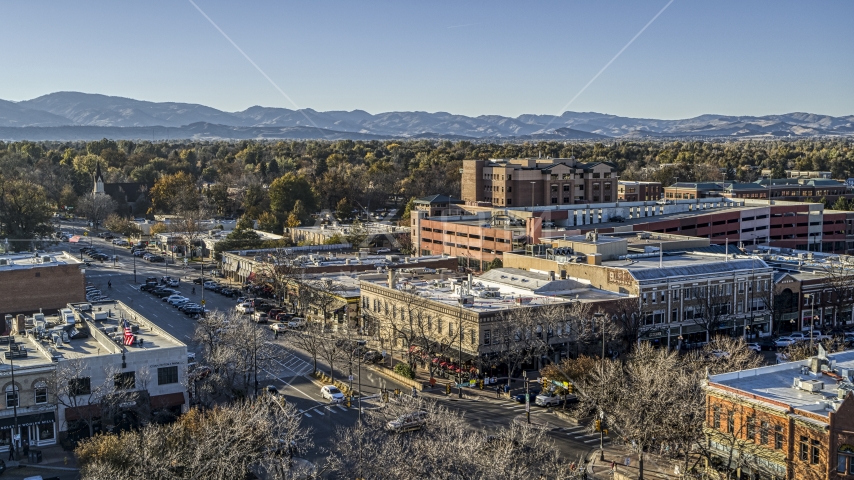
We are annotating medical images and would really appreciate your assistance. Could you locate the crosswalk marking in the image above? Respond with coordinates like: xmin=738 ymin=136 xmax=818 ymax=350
xmin=336 ymin=405 xmax=347 ymax=411
xmin=315 ymin=410 xmax=324 ymax=416
xmin=303 ymin=413 xmax=312 ymax=418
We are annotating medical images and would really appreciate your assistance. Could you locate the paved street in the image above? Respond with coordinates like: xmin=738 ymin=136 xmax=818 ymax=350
xmin=47 ymin=221 xmax=605 ymax=463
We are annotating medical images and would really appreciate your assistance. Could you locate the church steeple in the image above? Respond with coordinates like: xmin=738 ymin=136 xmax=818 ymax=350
xmin=93 ymin=162 xmax=105 ymax=195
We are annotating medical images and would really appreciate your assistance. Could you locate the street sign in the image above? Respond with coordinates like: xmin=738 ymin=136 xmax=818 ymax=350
xmin=348 ymin=375 xmax=354 ymax=381
xmin=201 ymin=300 xmax=206 ymax=306
xmin=525 ymin=398 xmax=530 ymax=413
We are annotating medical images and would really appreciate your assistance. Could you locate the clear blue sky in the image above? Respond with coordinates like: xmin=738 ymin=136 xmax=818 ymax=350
xmin=1 ymin=0 xmax=852 ymax=118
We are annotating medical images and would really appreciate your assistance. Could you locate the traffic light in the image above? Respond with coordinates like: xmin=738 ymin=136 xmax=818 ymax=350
xmin=446 ymin=383 xmax=452 ymax=395
xmin=567 ymin=383 xmax=574 ymax=394
xmin=595 ymin=419 xmax=601 ymax=431
xmin=479 ymin=380 xmax=484 ymax=390
xmin=346 ymin=396 xmax=351 ymax=408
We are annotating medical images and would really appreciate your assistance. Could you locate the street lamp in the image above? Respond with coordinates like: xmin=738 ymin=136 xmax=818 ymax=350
xmin=594 ymin=311 xmax=606 ymax=461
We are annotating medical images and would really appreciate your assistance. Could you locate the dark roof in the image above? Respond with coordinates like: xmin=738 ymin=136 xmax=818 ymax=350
xmin=668 ymin=182 xmax=724 ymax=190
xmin=630 ymin=258 xmax=768 ymax=281
xmin=414 ymin=194 xmax=464 ymax=205
xmin=94 ymin=162 xmax=104 ymax=183
xmin=726 ymin=182 xmax=766 ymax=191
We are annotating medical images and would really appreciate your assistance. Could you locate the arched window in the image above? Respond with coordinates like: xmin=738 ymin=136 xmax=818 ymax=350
xmin=5 ymin=385 xmax=18 ymax=409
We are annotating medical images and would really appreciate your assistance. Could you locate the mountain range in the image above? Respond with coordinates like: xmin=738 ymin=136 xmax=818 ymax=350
xmin=1 ymin=92 xmax=852 ymax=141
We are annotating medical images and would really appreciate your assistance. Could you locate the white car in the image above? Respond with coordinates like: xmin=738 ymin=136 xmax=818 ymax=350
xmin=167 ymin=296 xmax=189 ymax=306
xmin=236 ymin=303 xmax=254 ymax=314
xmin=287 ymin=317 xmax=306 ymax=328
xmin=320 ymin=385 xmax=345 ymax=403
xmin=386 ymin=411 xmax=428 ymax=432
xmin=269 ymin=323 xmax=288 ymax=333
xmin=774 ymin=336 xmax=797 ymax=348
xmin=746 ymin=343 xmax=761 ymax=353
xmin=376 ymin=248 xmax=391 ymax=254
xmin=164 ymin=294 xmax=184 ymax=303
xmin=167 ymin=279 xmax=179 ymax=287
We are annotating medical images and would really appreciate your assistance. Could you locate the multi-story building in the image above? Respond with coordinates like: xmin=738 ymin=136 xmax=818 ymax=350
xmin=706 ymin=350 xmax=854 ymax=480
xmin=0 ymin=252 xmax=85 ymax=315
xmin=503 ymin=231 xmax=775 ymax=347
xmin=461 ymin=157 xmax=619 ymax=207
xmin=359 ymin=267 xmax=632 ymax=373
xmin=617 ymin=181 xmax=662 ymax=202
xmin=664 ymin=179 xmax=854 ymax=204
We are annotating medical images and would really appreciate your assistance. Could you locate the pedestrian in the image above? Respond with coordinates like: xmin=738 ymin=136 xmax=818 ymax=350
xmin=496 ymin=385 xmax=501 ymax=398
xmin=8 ymin=443 xmax=13 ymax=461
xmin=22 ymin=440 xmax=28 ymax=457
xmin=411 ymin=386 xmax=417 ymax=398
xmin=192 ymin=287 xmax=196 ymax=294
xmin=275 ymin=330 xmax=279 ymax=340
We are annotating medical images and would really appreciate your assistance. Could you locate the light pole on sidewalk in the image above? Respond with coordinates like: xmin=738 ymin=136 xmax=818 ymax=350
xmin=594 ymin=311 xmax=605 ymax=461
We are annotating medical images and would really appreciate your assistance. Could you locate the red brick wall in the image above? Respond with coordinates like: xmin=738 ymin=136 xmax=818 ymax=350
xmin=0 ymin=265 xmax=86 ymax=316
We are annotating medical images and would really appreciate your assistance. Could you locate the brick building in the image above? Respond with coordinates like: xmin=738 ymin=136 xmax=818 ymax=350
xmin=617 ymin=181 xmax=662 ymax=202
xmin=664 ymin=179 xmax=854 ymax=204
xmin=0 ymin=253 xmax=85 ymax=316
xmin=461 ymin=157 xmax=619 ymax=207
xmin=706 ymin=350 xmax=854 ymax=480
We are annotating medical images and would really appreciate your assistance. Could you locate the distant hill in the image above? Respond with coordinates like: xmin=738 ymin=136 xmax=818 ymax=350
xmin=0 ymin=91 xmax=851 ymax=140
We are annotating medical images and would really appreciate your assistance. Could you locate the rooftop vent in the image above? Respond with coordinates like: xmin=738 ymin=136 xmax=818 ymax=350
xmin=793 ymin=378 xmax=824 ymax=393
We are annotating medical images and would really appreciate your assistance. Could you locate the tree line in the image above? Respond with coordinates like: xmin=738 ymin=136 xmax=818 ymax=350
xmin=1 ymin=137 xmax=852 ymax=250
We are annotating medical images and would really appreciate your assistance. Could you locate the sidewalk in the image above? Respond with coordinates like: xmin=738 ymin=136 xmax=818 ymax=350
xmin=587 ymin=444 xmax=687 ymax=480
xmin=6 ymin=443 xmax=79 ymax=472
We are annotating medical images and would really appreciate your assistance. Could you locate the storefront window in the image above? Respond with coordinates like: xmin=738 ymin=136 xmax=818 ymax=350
xmin=0 ymin=430 xmax=9 ymax=448
xmin=38 ymin=423 xmax=55 ymax=442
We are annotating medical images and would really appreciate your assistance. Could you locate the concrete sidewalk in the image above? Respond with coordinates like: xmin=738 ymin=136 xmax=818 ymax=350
xmin=587 ymin=444 xmax=690 ymax=480
xmin=5 ymin=443 xmax=79 ymax=472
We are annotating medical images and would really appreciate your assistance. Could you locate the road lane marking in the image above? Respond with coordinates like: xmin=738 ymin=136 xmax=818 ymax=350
xmin=303 ymin=413 xmax=312 ymax=418
xmin=336 ymin=405 xmax=347 ymax=411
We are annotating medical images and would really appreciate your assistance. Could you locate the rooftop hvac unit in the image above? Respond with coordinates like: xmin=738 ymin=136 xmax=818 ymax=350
xmin=0 ymin=259 xmax=8 ymax=266
xmin=42 ymin=256 xmax=51 ymax=263
xmin=794 ymin=378 xmax=824 ymax=393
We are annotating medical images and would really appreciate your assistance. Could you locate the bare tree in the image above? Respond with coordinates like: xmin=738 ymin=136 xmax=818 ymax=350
xmin=76 ymin=395 xmax=317 ymax=480
xmin=819 ymin=262 xmax=854 ymax=327
xmin=330 ymin=396 xmax=584 ymax=480
xmin=77 ymin=193 xmax=117 ymax=231
xmin=286 ymin=322 xmax=325 ymax=375
xmin=47 ymin=358 xmax=127 ymax=439
xmin=491 ymin=307 xmax=552 ymax=387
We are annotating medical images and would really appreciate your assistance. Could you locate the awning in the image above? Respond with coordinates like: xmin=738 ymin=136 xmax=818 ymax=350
xmin=0 ymin=412 xmax=56 ymax=430
xmin=247 ymin=272 xmax=257 ymax=282
xmin=64 ymin=404 xmax=101 ymax=422
xmin=150 ymin=392 xmax=186 ymax=409
xmin=69 ymin=235 xmax=81 ymax=243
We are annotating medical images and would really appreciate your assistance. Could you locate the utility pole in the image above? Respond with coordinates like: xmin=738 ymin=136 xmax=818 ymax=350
xmin=595 ymin=311 xmax=606 ymax=461
xmin=9 ymin=340 xmax=19 ymax=460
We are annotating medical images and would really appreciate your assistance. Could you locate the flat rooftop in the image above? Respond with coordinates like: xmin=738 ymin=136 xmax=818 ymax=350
xmin=0 ymin=252 xmax=81 ymax=271
xmin=362 ymin=267 xmax=628 ymax=313
xmin=600 ymin=254 xmax=770 ymax=281
xmin=228 ymin=250 xmax=452 ymax=269
xmin=710 ymin=350 xmax=854 ymax=420
xmin=58 ymin=301 xmax=185 ymax=359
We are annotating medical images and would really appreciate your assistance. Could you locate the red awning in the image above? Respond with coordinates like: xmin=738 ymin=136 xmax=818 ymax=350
xmin=65 ymin=404 xmax=101 ymax=422
xmin=150 ymin=392 xmax=186 ymax=409
xmin=247 ymin=272 xmax=256 ymax=282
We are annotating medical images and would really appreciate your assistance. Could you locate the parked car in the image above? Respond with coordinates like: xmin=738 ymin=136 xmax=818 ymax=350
xmin=270 ymin=323 xmax=288 ymax=333
xmin=746 ymin=343 xmax=761 ymax=353
xmin=376 ymin=248 xmax=391 ymax=254
xmin=320 ymin=385 xmax=345 ymax=403
xmin=774 ymin=336 xmax=797 ymax=348
xmin=219 ymin=288 xmax=235 ymax=297
xmin=252 ymin=312 xmax=269 ymax=324
xmin=512 ymin=388 xmax=541 ymax=403
xmin=236 ymin=303 xmax=254 ymax=314
xmin=287 ymin=317 xmax=305 ymax=328
xmin=167 ymin=296 xmax=189 ymax=305
xmin=386 ymin=411 xmax=428 ymax=432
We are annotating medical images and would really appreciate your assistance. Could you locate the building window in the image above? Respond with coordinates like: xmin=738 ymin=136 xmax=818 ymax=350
xmin=838 ymin=444 xmax=854 ymax=475
xmin=800 ymin=436 xmax=810 ymax=461
xmin=5 ymin=386 xmax=18 ymax=409
xmin=69 ymin=377 xmax=91 ymax=396
xmin=726 ymin=411 xmax=734 ymax=433
xmin=35 ymin=384 xmax=48 ymax=404
xmin=484 ymin=329 xmax=491 ymax=346
xmin=470 ymin=329 xmax=476 ymax=345
xmin=746 ymin=416 xmax=755 ymax=440
xmin=115 ymin=371 xmax=136 ymax=390
xmin=812 ymin=439 xmax=821 ymax=464
xmin=158 ymin=366 xmax=179 ymax=385
xmin=712 ymin=406 xmax=720 ymax=429
xmin=759 ymin=421 xmax=769 ymax=445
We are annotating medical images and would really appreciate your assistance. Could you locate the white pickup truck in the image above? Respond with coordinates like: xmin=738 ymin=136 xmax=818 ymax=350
xmin=236 ymin=302 xmax=255 ymax=314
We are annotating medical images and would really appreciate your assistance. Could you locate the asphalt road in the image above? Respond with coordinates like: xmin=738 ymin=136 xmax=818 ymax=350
xmin=47 ymin=221 xmax=606 ymax=463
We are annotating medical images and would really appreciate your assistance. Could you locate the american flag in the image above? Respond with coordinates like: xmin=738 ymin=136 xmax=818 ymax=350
xmin=123 ymin=320 xmax=135 ymax=346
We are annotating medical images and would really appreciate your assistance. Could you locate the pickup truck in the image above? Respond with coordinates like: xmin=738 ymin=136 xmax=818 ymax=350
xmin=252 ymin=312 xmax=269 ymax=324
xmin=236 ymin=303 xmax=255 ymax=314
